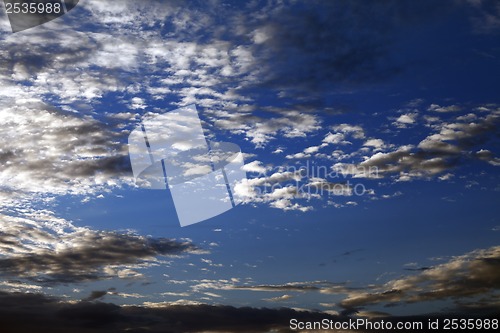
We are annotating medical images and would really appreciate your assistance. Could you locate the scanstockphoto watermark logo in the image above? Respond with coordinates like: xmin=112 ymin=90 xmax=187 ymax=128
xmin=128 ymin=105 xmax=247 ymax=227
xmin=2 ymin=0 xmax=79 ymax=32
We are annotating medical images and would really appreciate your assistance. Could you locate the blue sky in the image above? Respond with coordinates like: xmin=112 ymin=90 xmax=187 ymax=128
xmin=0 ymin=0 xmax=499 ymax=331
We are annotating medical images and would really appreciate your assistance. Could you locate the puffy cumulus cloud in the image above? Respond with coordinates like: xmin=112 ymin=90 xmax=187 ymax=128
xmin=333 ymin=144 xmax=455 ymax=181
xmin=0 ymin=30 xmax=130 ymax=103
xmin=241 ymin=160 xmax=267 ymax=174
xmin=340 ymin=246 xmax=500 ymax=311
xmin=323 ymin=132 xmax=348 ymax=145
xmin=393 ymin=113 xmax=417 ymax=128
xmin=331 ymin=124 xmax=366 ymax=140
xmin=422 ymin=107 xmax=499 ymax=145
xmin=363 ymin=139 xmax=385 ymax=149
xmin=476 ymin=149 xmax=500 ymax=166
xmin=0 ymin=212 xmax=198 ymax=284
xmin=232 ymin=169 xmax=305 ymax=205
xmin=285 ymin=125 xmax=366 ymax=161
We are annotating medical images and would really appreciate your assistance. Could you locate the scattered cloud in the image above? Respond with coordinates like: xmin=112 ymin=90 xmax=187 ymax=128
xmin=241 ymin=160 xmax=267 ymax=174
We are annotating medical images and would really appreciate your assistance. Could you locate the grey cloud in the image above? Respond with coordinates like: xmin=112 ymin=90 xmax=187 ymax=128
xmin=333 ymin=145 xmax=459 ymax=181
xmin=403 ymin=267 xmax=431 ymax=272
xmin=189 ymin=278 xmax=350 ymax=295
xmin=231 ymin=284 xmax=320 ymax=293
xmin=1 ymin=235 xmax=195 ymax=283
xmin=212 ymin=108 xmax=322 ymax=147
xmin=340 ymin=246 xmax=500 ymax=310
xmin=0 ymin=291 xmax=340 ymax=333
xmin=233 ymin=1 xmax=448 ymax=97
xmin=84 ymin=290 xmax=108 ymax=302
xmin=0 ymin=291 xmax=496 ymax=333
xmin=334 ymin=105 xmax=500 ymax=181
xmin=0 ymin=219 xmax=198 ymax=284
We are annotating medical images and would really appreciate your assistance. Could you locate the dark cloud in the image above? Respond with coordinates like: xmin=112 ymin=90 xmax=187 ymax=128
xmin=83 ymin=290 xmax=108 ymax=302
xmin=232 ymin=284 xmax=320 ymax=292
xmin=340 ymin=246 xmax=500 ymax=311
xmin=0 ymin=291 xmax=497 ymax=333
xmin=404 ymin=267 xmax=431 ymax=272
xmin=0 ymin=231 xmax=197 ymax=284
xmin=465 ymin=0 xmax=500 ymax=33
xmin=0 ymin=291 xmax=336 ymax=333
xmin=237 ymin=1 xmax=447 ymax=96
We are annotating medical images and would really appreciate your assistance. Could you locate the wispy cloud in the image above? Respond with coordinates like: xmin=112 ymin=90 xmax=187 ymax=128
xmin=0 ymin=212 xmax=198 ymax=284
xmin=340 ymin=245 xmax=500 ymax=311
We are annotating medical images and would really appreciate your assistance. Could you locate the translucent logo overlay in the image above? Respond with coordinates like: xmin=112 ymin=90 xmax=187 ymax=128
xmin=128 ymin=105 xmax=246 ymax=227
xmin=3 ymin=0 xmax=79 ymax=33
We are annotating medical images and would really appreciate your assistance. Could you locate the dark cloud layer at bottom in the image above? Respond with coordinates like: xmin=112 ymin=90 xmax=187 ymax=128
xmin=0 ymin=291 xmax=498 ymax=333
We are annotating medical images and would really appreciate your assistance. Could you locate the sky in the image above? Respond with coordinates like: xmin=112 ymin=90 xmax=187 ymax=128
xmin=0 ymin=0 xmax=499 ymax=332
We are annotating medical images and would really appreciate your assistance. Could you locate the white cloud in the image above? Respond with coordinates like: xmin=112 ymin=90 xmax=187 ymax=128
xmin=323 ymin=132 xmax=345 ymax=144
xmin=428 ymin=104 xmax=462 ymax=113
xmin=241 ymin=160 xmax=267 ymax=174
xmin=363 ymin=139 xmax=385 ymax=149
xmin=393 ymin=112 xmax=418 ymax=128
xmin=285 ymin=152 xmax=311 ymax=159
xmin=330 ymin=124 xmax=365 ymax=139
